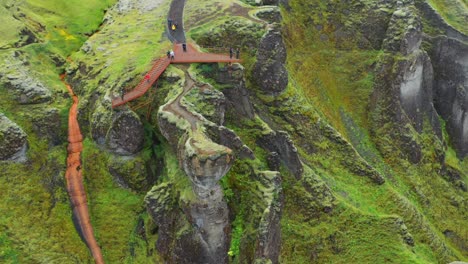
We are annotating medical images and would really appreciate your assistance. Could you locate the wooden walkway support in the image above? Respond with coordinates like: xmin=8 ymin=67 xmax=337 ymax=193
xmin=112 ymin=43 xmax=241 ymax=108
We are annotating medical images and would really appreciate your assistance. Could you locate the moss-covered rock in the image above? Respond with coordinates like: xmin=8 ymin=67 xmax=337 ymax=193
xmin=107 ymin=109 xmax=145 ymax=155
xmin=190 ymin=16 xmax=265 ymax=51
xmin=0 ymin=113 xmax=27 ymax=162
xmin=253 ymin=26 xmax=288 ymax=95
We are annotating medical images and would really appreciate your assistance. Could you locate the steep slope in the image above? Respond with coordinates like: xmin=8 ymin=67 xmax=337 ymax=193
xmin=0 ymin=0 xmax=467 ymax=263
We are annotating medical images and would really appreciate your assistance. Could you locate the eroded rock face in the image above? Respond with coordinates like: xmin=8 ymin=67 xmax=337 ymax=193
xmin=144 ymin=183 xmax=182 ymax=258
xmin=429 ymin=37 xmax=468 ymax=157
xmin=29 ymin=108 xmax=62 ymax=146
xmin=255 ymin=7 xmax=281 ymax=24
xmin=181 ymin=137 xmax=234 ymax=189
xmin=206 ymin=124 xmax=255 ymax=160
xmin=154 ymin=69 xmax=248 ymax=263
xmin=253 ymin=171 xmax=283 ymax=264
xmin=107 ymin=110 xmax=145 ymax=155
xmin=301 ymin=166 xmax=336 ymax=215
xmin=253 ymin=26 xmax=289 ymax=95
xmin=0 ymin=113 xmax=27 ymax=162
xmin=383 ymin=6 xmax=422 ymax=56
xmin=370 ymin=5 xmax=442 ymax=163
xmin=215 ymin=63 xmax=255 ymax=120
xmin=258 ymin=130 xmax=303 ymax=179
xmin=179 ymin=185 xmax=230 ymax=264
xmin=0 ymin=53 xmax=52 ymax=104
xmin=184 ymin=83 xmax=226 ymax=125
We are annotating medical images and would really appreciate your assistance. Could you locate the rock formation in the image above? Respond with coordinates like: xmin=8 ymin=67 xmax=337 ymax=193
xmin=149 ymin=69 xmax=255 ymax=263
xmin=0 ymin=53 xmax=51 ymax=104
xmin=371 ymin=5 xmax=442 ymax=163
xmin=258 ymin=130 xmax=303 ymax=179
xmin=253 ymin=26 xmax=289 ymax=95
xmin=0 ymin=113 xmax=27 ymax=162
xmin=427 ymin=36 xmax=468 ymax=157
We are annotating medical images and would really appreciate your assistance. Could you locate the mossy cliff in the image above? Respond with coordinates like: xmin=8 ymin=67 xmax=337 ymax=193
xmin=0 ymin=0 xmax=467 ymax=263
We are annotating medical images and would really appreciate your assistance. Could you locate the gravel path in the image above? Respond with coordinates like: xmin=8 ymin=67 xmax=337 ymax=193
xmin=163 ymin=67 xmax=202 ymax=131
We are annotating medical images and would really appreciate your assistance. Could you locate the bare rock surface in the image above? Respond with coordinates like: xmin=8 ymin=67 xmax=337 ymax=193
xmin=258 ymin=130 xmax=303 ymax=179
xmin=428 ymin=36 xmax=468 ymax=157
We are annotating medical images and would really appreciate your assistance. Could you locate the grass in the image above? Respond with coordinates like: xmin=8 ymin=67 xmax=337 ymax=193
xmin=69 ymin=1 xmax=173 ymax=100
xmin=427 ymin=0 xmax=468 ymax=35
xmin=81 ymin=139 xmax=160 ymax=263
xmin=282 ymin=1 xmax=384 ymax=135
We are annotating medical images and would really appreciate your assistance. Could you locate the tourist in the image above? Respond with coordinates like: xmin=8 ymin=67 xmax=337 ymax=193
xmin=229 ymin=47 xmax=233 ymax=59
xmin=182 ymin=43 xmax=187 ymax=52
xmin=170 ymin=50 xmax=175 ymax=60
xmin=120 ymin=87 xmax=125 ymax=100
xmin=145 ymin=74 xmax=151 ymax=83
xmin=167 ymin=50 xmax=170 ymax=59
xmin=236 ymin=48 xmax=240 ymax=59
xmin=168 ymin=18 xmax=172 ymax=28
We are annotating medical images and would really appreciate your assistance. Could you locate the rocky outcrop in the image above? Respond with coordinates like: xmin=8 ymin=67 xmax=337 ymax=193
xmin=254 ymin=7 xmax=281 ymax=24
xmin=190 ymin=17 xmax=264 ymax=50
xmin=415 ymin=1 xmax=468 ymax=42
xmin=0 ymin=113 xmax=27 ymax=162
xmin=108 ymin=155 xmax=155 ymax=192
xmin=300 ymin=166 xmax=336 ymax=215
xmin=206 ymin=125 xmax=255 ymax=160
xmin=427 ymin=36 xmax=468 ymax=157
xmin=370 ymin=5 xmax=442 ymax=163
xmin=382 ymin=6 xmax=422 ymax=56
xmin=253 ymin=26 xmax=288 ymax=95
xmin=151 ymin=69 xmax=255 ymax=263
xmin=253 ymin=171 xmax=283 ymax=264
xmin=107 ymin=110 xmax=145 ymax=155
xmin=214 ymin=63 xmax=255 ymax=120
xmin=238 ymin=170 xmax=283 ymax=264
xmin=257 ymin=130 xmax=303 ymax=179
xmin=184 ymin=83 xmax=226 ymax=125
xmin=144 ymin=183 xmax=182 ymax=259
xmin=0 ymin=53 xmax=52 ymax=104
xmin=29 ymin=108 xmax=62 ymax=146
xmin=395 ymin=218 xmax=415 ymax=247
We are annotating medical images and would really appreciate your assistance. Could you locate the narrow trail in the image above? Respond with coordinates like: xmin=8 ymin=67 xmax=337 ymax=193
xmin=62 ymin=76 xmax=104 ymax=264
xmin=163 ymin=67 xmax=201 ymax=131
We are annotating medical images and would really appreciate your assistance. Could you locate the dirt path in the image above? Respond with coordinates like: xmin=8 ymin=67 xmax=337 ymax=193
xmin=62 ymin=76 xmax=104 ymax=264
xmin=163 ymin=66 xmax=201 ymax=131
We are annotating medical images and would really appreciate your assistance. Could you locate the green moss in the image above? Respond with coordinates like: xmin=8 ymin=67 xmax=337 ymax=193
xmin=81 ymin=139 xmax=160 ymax=262
xmin=426 ymin=0 xmax=468 ymax=35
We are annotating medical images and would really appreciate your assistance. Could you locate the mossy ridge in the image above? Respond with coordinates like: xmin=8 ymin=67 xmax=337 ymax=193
xmin=68 ymin=0 xmax=173 ymax=107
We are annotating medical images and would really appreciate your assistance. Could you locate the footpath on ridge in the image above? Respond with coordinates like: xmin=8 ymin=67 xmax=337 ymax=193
xmin=111 ymin=0 xmax=240 ymax=108
xmin=62 ymin=0 xmax=243 ymax=263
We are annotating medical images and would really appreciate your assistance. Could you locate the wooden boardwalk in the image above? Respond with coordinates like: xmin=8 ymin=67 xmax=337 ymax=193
xmin=112 ymin=43 xmax=240 ymax=108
